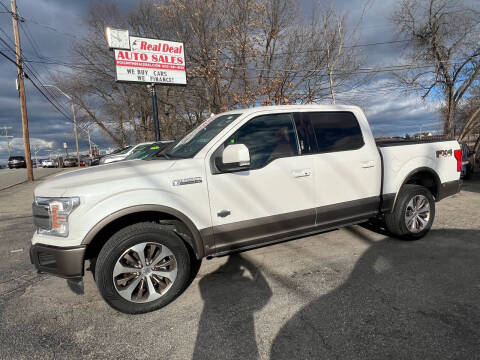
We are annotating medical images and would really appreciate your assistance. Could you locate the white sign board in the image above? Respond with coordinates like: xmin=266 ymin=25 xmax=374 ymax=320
xmin=105 ymin=28 xmax=130 ymax=50
xmin=63 ymin=142 xmax=67 ymax=149
xmin=114 ymin=36 xmax=186 ymax=85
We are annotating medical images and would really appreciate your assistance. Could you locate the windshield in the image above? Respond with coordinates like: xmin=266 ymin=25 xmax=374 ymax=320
xmin=165 ymin=114 xmax=241 ymax=159
xmin=128 ymin=144 xmax=149 ymax=157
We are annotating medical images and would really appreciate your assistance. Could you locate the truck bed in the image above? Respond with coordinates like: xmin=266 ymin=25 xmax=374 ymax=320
xmin=378 ymin=138 xmax=460 ymax=200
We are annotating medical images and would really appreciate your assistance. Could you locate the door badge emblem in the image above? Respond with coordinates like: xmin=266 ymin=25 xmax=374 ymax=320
xmin=172 ymin=177 xmax=202 ymax=186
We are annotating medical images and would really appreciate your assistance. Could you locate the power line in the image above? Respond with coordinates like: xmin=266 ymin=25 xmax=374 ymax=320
xmin=17 ymin=17 xmax=71 ymax=113
xmin=18 ymin=15 xmax=78 ymax=39
xmin=0 ymin=25 xmax=15 ymax=48
xmin=0 ymin=28 xmax=77 ymax=121
xmin=0 ymin=38 xmax=74 ymax=120
xmin=2 ymin=0 xmax=89 ymax=162
xmin=0 ymin=49 xmax=73 ymax=122
xmin=0 ymin=0 xmax=9 ymax=12
xmin=19 ymin=21 xmax=42 ymax=59
xmin=0 ymin=47 xmax=18 ymax=66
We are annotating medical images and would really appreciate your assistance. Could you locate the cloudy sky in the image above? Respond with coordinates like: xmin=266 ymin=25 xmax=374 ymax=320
xmin=0 ymin=0 xmax=456 ymax=165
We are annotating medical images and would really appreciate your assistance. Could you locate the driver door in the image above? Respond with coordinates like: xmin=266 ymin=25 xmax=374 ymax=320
xmin=205 ymin=112 xmax=317 ymax=254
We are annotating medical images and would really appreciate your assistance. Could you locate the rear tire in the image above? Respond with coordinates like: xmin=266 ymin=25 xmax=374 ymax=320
xmin=385 ymin=184 xmax=435 ymax=240
xmin=95 ymin=222 xmax=193 ymax=314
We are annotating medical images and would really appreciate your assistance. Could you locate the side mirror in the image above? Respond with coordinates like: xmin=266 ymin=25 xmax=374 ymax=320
xmin=219 ymin=144 xmax=250 ymax=172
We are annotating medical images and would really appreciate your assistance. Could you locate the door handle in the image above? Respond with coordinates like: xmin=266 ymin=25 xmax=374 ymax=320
xmin=361 ymin=160 xmax=375 ymax=168
xmin=292 ymin=169 xmax=312 ymax=178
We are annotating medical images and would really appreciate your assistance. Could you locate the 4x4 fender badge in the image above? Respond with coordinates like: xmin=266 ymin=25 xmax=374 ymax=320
xmin=172 ymin=177 xmax=202 ymax=186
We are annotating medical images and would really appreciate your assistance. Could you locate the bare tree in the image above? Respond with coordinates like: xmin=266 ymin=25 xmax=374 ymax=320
xmin=456 ymin=85 xmax=480 ymax=162
xmin=392 ymin=0 xmax=480 ymax=137
xmin=55 ymin=0 xmax=369 ymax=145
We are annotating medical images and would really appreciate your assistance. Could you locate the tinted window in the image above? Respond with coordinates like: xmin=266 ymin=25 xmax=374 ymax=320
xmin=224 ymin=113 xmax=299 ymax=170
xmin=307 ymin=112 xmax=364 ymax=153
xmin=293 ymin=113 xmax=317 ymax=154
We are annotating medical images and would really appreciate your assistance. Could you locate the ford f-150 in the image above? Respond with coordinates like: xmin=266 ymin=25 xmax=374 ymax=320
xmin=30 ymin=104 xmax=462 ymax=314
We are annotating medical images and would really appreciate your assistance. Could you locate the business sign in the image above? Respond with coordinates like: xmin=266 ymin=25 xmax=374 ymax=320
xmin=105 ymin=28 xmax=130 ymax=50
xmin=114 ymin=36 xmax=186 ymax=85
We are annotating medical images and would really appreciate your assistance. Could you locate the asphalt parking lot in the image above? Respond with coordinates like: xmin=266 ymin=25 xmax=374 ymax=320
xmin=0 ymin=173 xmax=479 ymax=359
xmin=0 ymin=168 xmax=65 ymax=191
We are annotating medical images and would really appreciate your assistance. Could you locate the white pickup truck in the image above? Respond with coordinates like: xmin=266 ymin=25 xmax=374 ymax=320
xmin=30 ymin=104 xmax=461 ymax=314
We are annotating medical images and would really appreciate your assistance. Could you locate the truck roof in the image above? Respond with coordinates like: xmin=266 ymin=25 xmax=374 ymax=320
xmin=220 ymin=103 xmax=363 ymax=117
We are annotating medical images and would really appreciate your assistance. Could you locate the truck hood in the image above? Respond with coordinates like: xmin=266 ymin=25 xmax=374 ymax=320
xmin=34 ymin=159 xmax=176 ymax=198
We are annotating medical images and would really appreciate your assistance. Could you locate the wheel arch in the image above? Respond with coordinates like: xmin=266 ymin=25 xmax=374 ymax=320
xmin=82 ymin=205 xmax=206 ymax=261
xmin=391 ymin=167 xmax=441 ymax=210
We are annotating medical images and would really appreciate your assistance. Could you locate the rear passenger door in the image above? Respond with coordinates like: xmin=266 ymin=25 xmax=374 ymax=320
xmin=206 ymin=112 xmax=317 ymax=254
xmin=294 ymin=111 xmax=381 ymax=226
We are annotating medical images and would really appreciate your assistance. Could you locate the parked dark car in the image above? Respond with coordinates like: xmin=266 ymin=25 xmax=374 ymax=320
xmin=89 ymin=155 xmax=104 ymax=166
xmin=63 ymin=158 xmax=78 ymax=167
xmin=8 ymin=156 xmax=26 ymax=169
xmin=460 ymin=142 xmax=475 ymax=179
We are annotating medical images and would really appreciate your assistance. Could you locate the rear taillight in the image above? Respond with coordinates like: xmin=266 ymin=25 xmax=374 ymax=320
xmin=454 ymin=149 xmax=462 ymax=172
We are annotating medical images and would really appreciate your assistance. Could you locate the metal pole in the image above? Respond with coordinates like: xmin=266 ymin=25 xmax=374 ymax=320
xmin=87 ymin=128 xmax=92 ymax=156
xmin=0 ymin=126 xmax=13 ymax=158
xmin=150 ymin=83 xmax=160 ymax=141
xmin=11 ymin=0 xmax=33 ymax=180
xmin=33 ymin=145 xmax=38 ymax=168
xmin=44 ymin=85 xmax=80 ymax=166
xmin=72 ymin=102 xmax=80 ymax=166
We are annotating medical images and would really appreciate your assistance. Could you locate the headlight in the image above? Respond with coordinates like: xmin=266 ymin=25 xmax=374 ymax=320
xmin=32 ymin=197 xmax=80 ymax=237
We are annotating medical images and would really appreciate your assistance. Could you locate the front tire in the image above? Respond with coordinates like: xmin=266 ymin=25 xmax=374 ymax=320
xmin=95 ymin=222 xmax=193 ymax=314
xmin=385 ymin=184 xmax=435 ymax=240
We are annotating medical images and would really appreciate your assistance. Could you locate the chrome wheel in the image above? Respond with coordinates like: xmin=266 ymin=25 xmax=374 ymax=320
xmin=405 ymin=195 xmax=431 ymax=233
xmin=113 ymin=242 xmax=177 ymax=303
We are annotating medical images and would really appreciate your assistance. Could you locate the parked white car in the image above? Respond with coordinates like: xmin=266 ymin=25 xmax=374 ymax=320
xmin=99 ymin=143 xmax=153 ymax=164
xmin=30 ymin=104 xmax=461 ymax=314
xmin=41 ymin=159 xmax=56 ymax=168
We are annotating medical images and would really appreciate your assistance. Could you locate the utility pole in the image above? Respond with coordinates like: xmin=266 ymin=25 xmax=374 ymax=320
xmin=11 ymin=0 xmax=33 ymax=180
xmin=0 ymin=126 xmax=13 ymax=158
